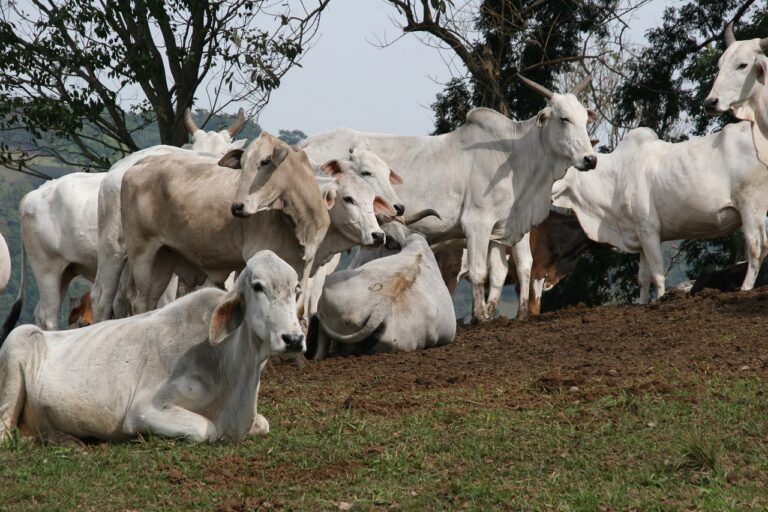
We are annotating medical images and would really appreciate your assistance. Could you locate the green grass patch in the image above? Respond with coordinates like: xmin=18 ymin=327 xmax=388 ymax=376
xmin=1 ymin=376 xmax=766 ymax=511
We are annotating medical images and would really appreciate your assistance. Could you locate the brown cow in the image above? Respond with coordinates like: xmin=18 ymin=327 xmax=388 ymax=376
xmin=437 ymin=210 xmax=596 ymax=317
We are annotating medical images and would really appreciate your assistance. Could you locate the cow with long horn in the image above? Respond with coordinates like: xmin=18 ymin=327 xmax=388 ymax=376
xmin=704 ymin=21 xmax=768 ymax=166
xmin=301 ymin=74 xmax=598 ymax=321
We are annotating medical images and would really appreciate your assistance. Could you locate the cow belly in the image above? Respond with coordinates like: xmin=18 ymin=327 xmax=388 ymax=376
xmin=658 ymin=206 xmax=742 ymax=240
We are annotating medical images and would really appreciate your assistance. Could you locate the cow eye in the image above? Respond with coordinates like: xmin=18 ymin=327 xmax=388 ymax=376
xmin=260 ymin=158 xmax=271 ymax=166
xmin=559 ymin=117 xmax=571 ymax=124
xmin=252 ymin=282 xmax=264 ymax=293
xmin=360 ymin=171 xmax=372 ymax=176
xmin=737 ymin=63 xmax=748 ymax=69
xmin=343 ymin=196 xmax=355 ymax=204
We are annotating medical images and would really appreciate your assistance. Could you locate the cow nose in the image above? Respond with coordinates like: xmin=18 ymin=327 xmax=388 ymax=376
xmin=394 ymin=204 xmax=405 ymax=216
xmin=583 ymin=154 xmax=597 ymax=170
xmin=371 ymin=231 xmax=385 ymax=246
xmin=281 ymin=333 xmax=304 ymax=352
xmin=231 ymin=203 xmax=246 ymax=217
xmin=704 ymin=97 xmax=719 ymax=114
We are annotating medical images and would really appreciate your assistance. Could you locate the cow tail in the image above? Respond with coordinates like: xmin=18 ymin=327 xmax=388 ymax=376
xmin=318 ymin=302 xmax=390 ymax=345
xmin=1 ymin=241 xmax=26 ymax=345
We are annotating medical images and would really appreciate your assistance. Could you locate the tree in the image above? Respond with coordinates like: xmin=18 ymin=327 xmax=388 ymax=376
xmin=278 ymin=129 xmax=308 ymax=145
xmin=0 ymin=0 xmax=329 ymax=177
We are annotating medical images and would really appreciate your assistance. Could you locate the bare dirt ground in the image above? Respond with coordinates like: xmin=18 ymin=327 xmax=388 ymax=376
xmin=262 ymin=287 xmax=768 ymax=415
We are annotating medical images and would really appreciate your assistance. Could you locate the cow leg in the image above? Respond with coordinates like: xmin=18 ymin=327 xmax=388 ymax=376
xmin=91 ymin=256 xmax=125 ymax=323
xmin=32 ymin=267 xmax=67 ymax=330
xmin=465 ymin=225 xmax=493 ymax=322
xmin=436 ymin=248 xmax=464 ymax=295
xmin=530 ymin=277 xmax=545 ymax=315
xmin=638 ymin=252 xmax=651 ymax=304
xmin=485 ymin=242 xmax=509 ymax=320
xmin=248 ymin=374 xmax=270 ymax=436
xmin=739 ymin=209 xmax=768 ymax=290
xmin=0 ymin=337 xmax=27 ymax=439
xmin=639 ymin=235 xmax=665 ymax=301
xmin=508 ymin=236 xmax=532 ymax=320
xmin=128 ymin=243 xmax=164 ymax=315
xmin=127 ymin=405 xmax=218 ymax=442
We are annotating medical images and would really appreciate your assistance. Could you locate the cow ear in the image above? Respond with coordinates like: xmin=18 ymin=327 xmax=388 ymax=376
xmin=389 ymin=169 xmax=404 ymax=185
xmin=756 ymin=56 xmax=768 ymax=85
xmin=271 ymin=145 xmax=289 ymax=167
xmin=323 ymin=187 xmax=337 ymax=210
xmin=587 ymin=109 xmax=599 ymax=122
xmin=320 ymin=159 xmax=345 ymax=178
xmin=536 ymin=108 xmax=551 ymax=128
xmin=218 ymin=149 xmax=244 ymax=169
xmin=209 ymin=291 xmax=244 ymax=345
xmin=373 ymin=196 xmax=397 ymax=217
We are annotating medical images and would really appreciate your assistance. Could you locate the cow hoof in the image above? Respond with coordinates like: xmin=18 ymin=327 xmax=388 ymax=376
xmin=486 ymin=301 xmax=498 ymax=319
xmin=249 ymin=414 xmax=270 ymax=436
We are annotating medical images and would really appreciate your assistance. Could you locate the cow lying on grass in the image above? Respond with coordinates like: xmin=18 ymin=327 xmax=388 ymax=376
xmin=0 ymin=251 xmax=303 ymax=443
xmin=307 ymin=221 xmax=455 ymax=360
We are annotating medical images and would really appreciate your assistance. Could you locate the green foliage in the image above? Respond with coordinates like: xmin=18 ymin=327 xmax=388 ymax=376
xmin=277 ymin=129 xmax=308 ymax=145
xmin=0 ymin=0 xmax=326 ymax=174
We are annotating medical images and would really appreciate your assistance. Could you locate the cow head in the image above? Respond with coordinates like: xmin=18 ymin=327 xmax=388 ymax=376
xmin=67 ymin=291 xmax=94 ymax=328
xmin=347 ymin=147 xmax=406 ymax=216
xmin=184 ymin=107 xmax=247 ymax=154
xmin=704 ymin=22 xmax=768 ymax=117
xmin=209 ymin=251 xmax=305 ymax=354
xmin=318 ymin=160 xmax=396 ymax=248
xmin=518 ymin=74 xmax=598 ymax=173
xmin=220 ymin=131 xmax=314 ymax=217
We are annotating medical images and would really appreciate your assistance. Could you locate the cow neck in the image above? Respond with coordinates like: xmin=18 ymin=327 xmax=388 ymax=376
xmin=212 ymin=323 xmax=266 ymax=437
xmin=313 ymin=224 xmax=358 ymax=268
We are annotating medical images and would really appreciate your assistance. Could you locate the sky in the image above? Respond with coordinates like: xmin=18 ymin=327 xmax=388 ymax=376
xmin=256 ymin=0 xmax=672 ymax=137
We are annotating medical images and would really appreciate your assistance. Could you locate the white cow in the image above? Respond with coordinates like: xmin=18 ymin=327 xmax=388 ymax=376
xmin=309 ymin=223 xmax=455 ymax=360
xmin=0 ymin=232 xmax=9 ymax=294
xmin=704 ymin=22 xmax=768 ymax=166
xmin=301 ymin=76 xmax=597 ymax=321
xmin=90 ymin=110 xmax=247 ymax=322
xmin=0 ymin=251 xmax=303 ymax=443
xmin=552 ymin=122 xmax=768 ymax=303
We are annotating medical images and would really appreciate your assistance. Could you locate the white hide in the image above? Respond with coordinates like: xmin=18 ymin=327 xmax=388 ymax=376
xmin=0 ymin=251 xmax=304 ymax=443
xmin=705 ymin=31 xmax=768 ymax=166
xmin=301 ymin=100 xmax=596 ymax=321
xmin=552 ymin=122 xmax=768 ymax=303
xmin=0 ymin=232 xmax=9 ymax=294
xmin=312 ymin=233 xmax=455 ymax=359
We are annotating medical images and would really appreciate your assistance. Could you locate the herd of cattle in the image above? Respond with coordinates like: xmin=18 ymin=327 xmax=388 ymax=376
xmin=0 ymin=25 xmax=765 ymax=443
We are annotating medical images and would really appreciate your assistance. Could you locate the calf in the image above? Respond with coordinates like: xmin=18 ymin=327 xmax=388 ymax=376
xmin=0 ymin=251 xmax=303 ymax=443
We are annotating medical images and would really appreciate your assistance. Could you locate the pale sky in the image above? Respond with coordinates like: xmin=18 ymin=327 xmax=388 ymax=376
xmin=257 ymin=0 xmax=671 ymax=137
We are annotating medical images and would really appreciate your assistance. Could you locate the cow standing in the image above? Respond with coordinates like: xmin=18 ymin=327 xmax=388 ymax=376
xmin=301 ymin=76 xmax=597 ymax=322
xmin=552 ymin=122 xmax=768 ymax=303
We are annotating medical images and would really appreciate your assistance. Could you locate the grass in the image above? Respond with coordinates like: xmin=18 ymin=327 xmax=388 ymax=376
xmin=1 ymin=376 xmax=766 ymax=511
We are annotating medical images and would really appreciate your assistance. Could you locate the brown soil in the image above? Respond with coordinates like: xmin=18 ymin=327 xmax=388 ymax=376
xmin=261 ymin=287 xmax=768 ymax=415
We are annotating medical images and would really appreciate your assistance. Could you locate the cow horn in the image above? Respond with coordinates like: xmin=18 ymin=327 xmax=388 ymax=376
xmin=228 ymin=107 xmax=246 ymax=136
xmin=569 ymin=76 xmax=592 ymax=96
xmin=760 ymin=36 xmax=768 ymax=50
xmin=184 ymin=108 xmax=199 ymax=134
xmin=516 ymin=74 xmax=554 ymax=100
xmin=404 ymin=208 xmax=441 ymax=225
xmin=725 ymin=21 xmax=736 ymax=47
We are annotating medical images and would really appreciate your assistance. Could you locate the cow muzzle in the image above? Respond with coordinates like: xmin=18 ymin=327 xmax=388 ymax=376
xmin=231 ymin=203 xmax=247 ymax=218
xmin=575 ymin=154 xmax=597 ymax=171
xmin=281 ymin=333 xmax=305 ymax=353
xmin=703 ymin=97 xmax=722 ymax=116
